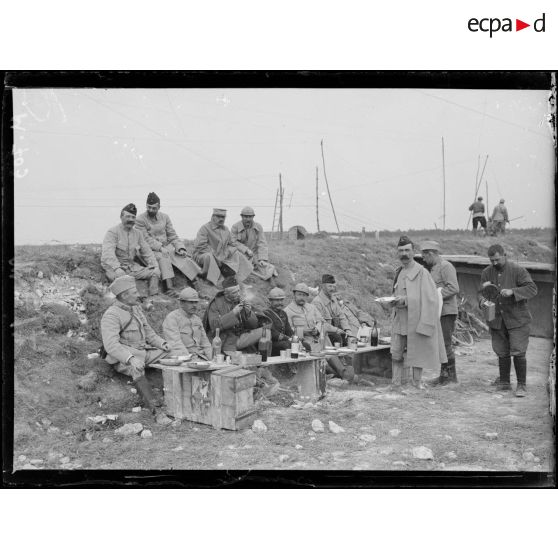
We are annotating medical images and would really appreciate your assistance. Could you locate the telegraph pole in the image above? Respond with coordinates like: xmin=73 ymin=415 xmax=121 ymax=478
xmin=315 ymin=166 xmax=320 ymax=232
xmin=278 ymin=173 xmax=284 ymax=237
xmin=442 ymin=137 xmax=446 ymax=230
xmin=320 ymin=139 xmax=341 ymax=233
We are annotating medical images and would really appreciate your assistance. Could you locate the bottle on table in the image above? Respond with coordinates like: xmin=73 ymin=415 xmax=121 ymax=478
xmin=370 ymin=321 xmax=379 ymax=347
xmin=290 ymin=333 xmax=300 ymax=359
xmin=212 ymin=327 xmax=222 ymax=361
xmin=258 ymin=326 xmax=272 ymax=362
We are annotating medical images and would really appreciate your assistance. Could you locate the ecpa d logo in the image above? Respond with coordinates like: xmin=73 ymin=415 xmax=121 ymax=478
xmin=468 ymin=13 xmax=545 ymax=37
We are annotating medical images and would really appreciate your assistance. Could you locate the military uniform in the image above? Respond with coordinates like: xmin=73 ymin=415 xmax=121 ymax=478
xmin=284 ymin=301 xmax=324 ymax=346
xmin=312 ymin=290 xmax=351 ymax=340
xmin=101 ymin=300 xmax=168 ymax=378
xmin=101 ymin=224 xmax=160 ymax=295
xmin=193 ymin=220 xmax=252 ymax=286
xmin=340 ymin=301 xmax=374 ymax=337
xmin=135 ymin=211 xmax=201 ymax=281
xmin=162 ymin=309 xmax=212 ymax=359
xmin=262 ymin=307 xmax=293 ymax=356
xmin=230 ymin=220 xmax=277 ymax=280
xmin=204 ymin=292 xmax=262 ymax=355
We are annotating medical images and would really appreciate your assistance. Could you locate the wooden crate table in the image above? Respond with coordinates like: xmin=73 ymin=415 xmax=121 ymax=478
xmin=150 ymin=363 xmax=257 ymax=430
xmin=245 ymin=354 xmax=328 ymax=402
xmin=335 ymin=345 xmax=392 ymax=378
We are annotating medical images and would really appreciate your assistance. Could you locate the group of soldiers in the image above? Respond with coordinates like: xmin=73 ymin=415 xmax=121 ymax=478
xmin=101 ymin=192 xmax=277 ymax=309
xmin=99 ymin=193 xmax=538 ymax=424
xmin=468 ymin=196 xmax=510 ymax=236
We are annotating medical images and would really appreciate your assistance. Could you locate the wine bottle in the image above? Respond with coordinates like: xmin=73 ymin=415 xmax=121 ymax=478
xmin=370 ymin=321 xmax=379 ymax=347
xmin=212 ymin=327 xmax=222 ymax=360
xmin=258 ymin=328 xmax=269 ymax=362
xmin=290 ymin=333 xmax=300 ymax=359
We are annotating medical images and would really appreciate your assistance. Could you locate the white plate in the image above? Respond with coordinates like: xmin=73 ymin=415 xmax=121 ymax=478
xmin=375 ymin=296 xmax=396 ymax=303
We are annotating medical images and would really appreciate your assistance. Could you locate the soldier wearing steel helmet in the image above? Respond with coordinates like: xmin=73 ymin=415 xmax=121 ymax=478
xmin=231 ymin=206 xmax=278 ymax=281
xmin=262 ymin=287 xmax=294 ymax=356
xmin=162 ymin=287 xmax=212 ymax=360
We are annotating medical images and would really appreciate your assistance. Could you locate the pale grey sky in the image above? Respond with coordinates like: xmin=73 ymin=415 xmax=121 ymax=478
xmin=13 ymin=87 xmax=555 ymax=244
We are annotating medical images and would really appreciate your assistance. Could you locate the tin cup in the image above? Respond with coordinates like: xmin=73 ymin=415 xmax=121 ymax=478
xmin=285 ymin=349 xmax=291 ymax=358
xmin=280 ymin=350 xmax=288 ymax=359
xmin=215 ymin=354 xmax=225 ymax=364
xmin=334 ymin=342 xmax=341 ymax=348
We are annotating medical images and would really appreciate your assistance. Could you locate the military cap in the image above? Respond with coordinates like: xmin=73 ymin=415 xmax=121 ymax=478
xmin=240 ymin=206 xmax=255 ymax=216
xmin=268 ymin=287 xmax=286 ymax=299
xmin=420 ymin=240 xmax=440 ymax=252
xmin=477 ymin=196 xmax=483 ymax=201
xmin=212 ymin=208 xmax=227 ymax=216
xmin=222 ymin=276 xmax=238 ymax=289
xmin=499 ymin=199 xmax=505 ymax=203
xmin=178 ymin=287 xmax=199 ymax=302
xmin=147 ymin=192 xmax=160 ymax=205
xmin=321 ymin=274 xmax=335 ymax=284
xmin=293 ymin=282 xmax=310 ymax=295
xmin=122 ymin=203 xmax=137 ymax=215
xmin=110 ymin=275 xmax=136 ymax=296
xmin=397 ymin=235 xmax=413 ymax=247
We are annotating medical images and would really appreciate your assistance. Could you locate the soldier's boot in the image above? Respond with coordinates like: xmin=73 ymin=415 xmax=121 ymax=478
xmin=148 ymin=275 xmax=159 ymax=296
xmin=134 ymin=375 xmax=161 ymax=413
xmin=390 ymin=360 xmax=403 ymax=390
xmin=497 ymin=356 xmax=512 ymax=390
xmin=513 ymin=355 xmax=527 ymax=397
xmin=447 ymin=357 xmax=458 ymax=383
xmin=411 ymin=367 xmax=425 ymax=389
xmin=429 ymin=363 xmax=449 ymax=386
xmin=402 ymin=366 xmax=411 ymax=386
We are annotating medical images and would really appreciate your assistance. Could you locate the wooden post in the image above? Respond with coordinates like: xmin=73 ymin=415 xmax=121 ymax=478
xmin=375 ymin=230 xmax=380 ymax=240
xmin=485 ymin=180 xmax=489 ymax=220
xmin=442 ymin=137 xmax=446 ymax=231
xmin=271 ymin=187 xmax=279 ymax=241
xmin=320 ymin=139 xmax=341 ymax=233
xmin=315 ymin=166 xmax=320 ymax=232
xmin=279 ymin=173 xmax=284 ymax=237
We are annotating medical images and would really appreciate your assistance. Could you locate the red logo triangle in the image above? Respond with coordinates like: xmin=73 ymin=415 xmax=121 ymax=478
xmin=516 ymin=19 xmax=530 ymax=31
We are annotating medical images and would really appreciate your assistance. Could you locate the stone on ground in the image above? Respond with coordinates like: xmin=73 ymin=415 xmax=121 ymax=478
xmin=445 ymin=451 xmax=457 ymax=460
xmin=252 ymin=419 xmax=268 ymax=433
xmin=328 ymin=421 xmax=345 ymax=434
xmin=411 ymin=446 xmax=434 ymax=460
xmin=279 ymin=454 xmax=290 ymax=462
xmin=311 ymin=419 xmax=325 ymax=433
xmin=389 ymin=429 xmax=401 ymax=437
xmin=115 ymin=423 xmax=143 ymax=436
xmin=485 ymin=432 xmax=498 ymax=440
xmin=359 ymin=434 xmax=376 ymax=442
xmin=155 ymin=413 xmax=172 ymax=426
xmin=141 ymin=429 xmax=153 ymax=438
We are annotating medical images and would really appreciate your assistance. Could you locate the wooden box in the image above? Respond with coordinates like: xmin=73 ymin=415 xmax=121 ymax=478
xmin=162 ymin=366 xmax=257 ymax=430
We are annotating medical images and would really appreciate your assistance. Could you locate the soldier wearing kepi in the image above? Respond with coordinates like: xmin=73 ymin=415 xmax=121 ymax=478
xmin=231 ymin=206 xmax=278 ymax=281
xmin=421 ymin=240 xmax=460 ymax=385
xmin=162 ymin=287 xmax=212 ymax=360
xmin=100 ymin=275 xmax=171 ymax=423
xmin=193 ymin=208 xmax=253 ymax=286
xmin=101 ymin=203 xmax=160 ymax=305
xmin=381 ymin=236 xmax=447 ymax=390
xmin=478 ymin=244 xmax=537 ymax=397
xmin=312 ymin=274 xmax=353 ymax=347
xmin=262 ymin=287 xmax=293 ymax=356
xmin=135 ymin=192 xmax=202 ymax=295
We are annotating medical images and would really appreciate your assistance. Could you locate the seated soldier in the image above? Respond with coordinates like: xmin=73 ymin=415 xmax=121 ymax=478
xmin=100 ymin=275 xmax=171 ymax=424
xmin=101 ymin=203 xmax=160 ymax=306
xmin=230 ymin=206 xmax=278 ymax=281
xmin=162 ymin=287 xmax=212 ymax=360
xmin=285 ymin=283 xmax=356 ymax=382
xmin=192 ymin=208 xmax=253 ymax=286
xmin=203 ymin=276 xmax=263 ymax=355
xmin=262 ymin=287 xmax=293 ymax=356
xmin=311 ymin=274 xmax=353 ymax=346
xmin=338 ymin=295 xmax=376 ymax=338
xmin=135 ymin=192 xmax=202 ymax=295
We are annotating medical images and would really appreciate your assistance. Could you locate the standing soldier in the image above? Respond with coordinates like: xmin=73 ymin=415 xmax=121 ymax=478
xmin=478 ymin=244 xmax=537 ymax=397
xmin=100 ymin=275 xmax=171 ymax=424
xmin=421 ymin=240 xmax=460 ymax=385
xmin=193 ymin=208 xmax=253 ymax=286
xmin=162 ymin=287 xmax=212 ymax=360
xmin=230 ymin=206 xmax=278 ymax=281
xmin=468 ymin=196 xmax=487 ymax=236
xmin=491 ymin=199 xmax=510 ymax=236
xmin=101 ymin=203 xmax=160 ymax=306
xmin=380 ymin=236 xmax=447 ymax=390
xmin=135 ymin=192 xmax=202 ymax=295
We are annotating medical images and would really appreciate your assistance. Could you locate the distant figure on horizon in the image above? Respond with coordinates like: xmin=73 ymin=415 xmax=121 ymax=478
xmin=468 ymin=196 xmax=487 ymax=236
xmin=491 ymin=199 xmax=509 ymax=236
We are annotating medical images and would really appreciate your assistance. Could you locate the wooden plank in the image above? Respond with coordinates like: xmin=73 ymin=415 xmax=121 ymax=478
xmin=295 ymin=359 xmax=320 ymax=401
xmin=171 ymin=370 xmax=184 ymax=419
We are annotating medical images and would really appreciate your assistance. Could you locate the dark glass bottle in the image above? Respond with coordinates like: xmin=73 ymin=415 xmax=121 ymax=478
xmin=370 ymin=321 xmax=379 ymax=347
